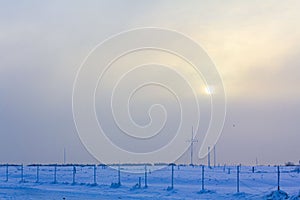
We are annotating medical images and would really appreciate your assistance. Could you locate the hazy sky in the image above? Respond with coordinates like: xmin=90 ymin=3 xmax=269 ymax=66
xmin=0 ymin=0 xmax=300 ymax=165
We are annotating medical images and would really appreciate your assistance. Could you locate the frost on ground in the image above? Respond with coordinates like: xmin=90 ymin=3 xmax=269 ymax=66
xmin=0 ymin=165 xmax=299 ymax=200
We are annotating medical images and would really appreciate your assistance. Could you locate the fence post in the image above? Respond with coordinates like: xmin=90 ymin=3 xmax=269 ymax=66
xmin=72 ymin=165 xmax=76 ymax=184
xmin=144 ymin=165 xmax=148 ymax=188
xmin=138 ymin=177 xmax=141 ymax=188
xmin=118 ymin=164 xmax=121 ymax=186
xmin=168 ymin=163 xmax=175 ymax=190
xmin=5 ymin=164 xmax=8 ymax=182
xmin=54 ymin=165 xmax=57 ymax=183
xmin=277 ymin=166 xmax=280 ymax=191
xmin=172 ymin=164 xmax=174 ymax=189
xmin=237 ymin=165 xmax=240 ymax=193
xmin=93 ymin=164 xmax=97 ymax=185
xmin=201 ymin=165 xmax=205 ymax=191
xmin=36 ymin=165 xmax=40 ymax=183
xmin=20 ymin=164 xmax=24 ymax=182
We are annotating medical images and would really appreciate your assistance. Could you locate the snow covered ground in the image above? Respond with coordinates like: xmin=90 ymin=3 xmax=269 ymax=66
xmin=0 ymin=165 xmax=299 ymax=199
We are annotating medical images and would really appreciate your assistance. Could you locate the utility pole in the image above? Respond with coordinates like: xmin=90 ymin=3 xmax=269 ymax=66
xmin=186 ymin=127 xmax=198 ymax=165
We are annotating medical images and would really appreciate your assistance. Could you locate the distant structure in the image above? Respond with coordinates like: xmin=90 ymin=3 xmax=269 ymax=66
xmin=186 ymin=127 xmax=198 ymax=166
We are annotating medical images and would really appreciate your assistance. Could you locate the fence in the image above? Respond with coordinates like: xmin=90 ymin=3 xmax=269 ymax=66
xmin=0 ymin=164 xmax=299 ymax=195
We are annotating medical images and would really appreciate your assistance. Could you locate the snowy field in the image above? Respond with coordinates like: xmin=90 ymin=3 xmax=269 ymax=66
xmin=0 ymin=164 xmax=299 ymax=200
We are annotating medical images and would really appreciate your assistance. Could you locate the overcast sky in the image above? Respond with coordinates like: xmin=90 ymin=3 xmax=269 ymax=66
xmin=0 ymin=0 xmax=300 ymax=165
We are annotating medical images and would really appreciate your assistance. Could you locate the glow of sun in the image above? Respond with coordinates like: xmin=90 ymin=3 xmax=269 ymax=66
xmin=204 ymin=86 xmax=213 ymax=95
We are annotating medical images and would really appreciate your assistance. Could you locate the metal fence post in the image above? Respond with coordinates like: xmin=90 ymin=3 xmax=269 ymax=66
xmin=20 ymin=164 xmax=24 ymax=182
xmin=72 ymin=165 xmax=76 ymax=184
xmin=277 ymin=166 xmax=280 ymax=191
xmin=138 ymin=177 xmax=141 ymax=188
xmin=36 ymin=165 xmax=40 ymax=183
xmin=118 ymin=164 xmax=121 ymax=186
xmin=5 ymin=164 xmax=8 ymax=182
xmin=237 ymin=165 xmax=240 ymax=193
xmin=169 ymin=164 xmax=174 ymax=190
xmin=54 ymin=165 xmax=57 ymax=183
xmin=144 ymin=165 xmax=148 ymax=188
xmin=93 ymin=164 xmax=97 ymax=185
xmin=201 ymin=165 xmax=205 ymax=191
xmin=118 ymin=165 xmax=121 ymax=185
